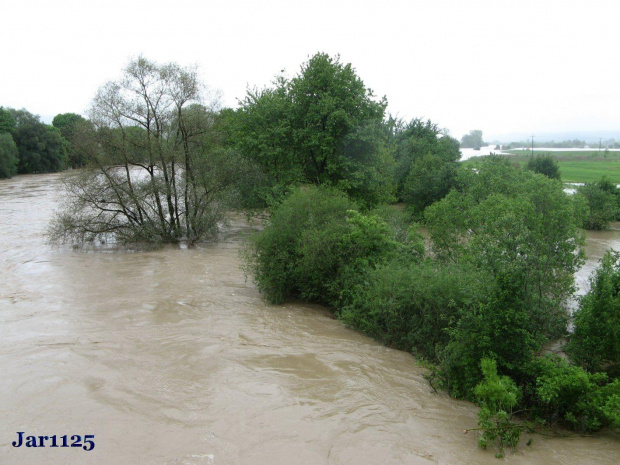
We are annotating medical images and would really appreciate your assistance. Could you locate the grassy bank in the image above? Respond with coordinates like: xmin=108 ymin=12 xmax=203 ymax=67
xmin=464 ymin=150 xmax=620 ymax=183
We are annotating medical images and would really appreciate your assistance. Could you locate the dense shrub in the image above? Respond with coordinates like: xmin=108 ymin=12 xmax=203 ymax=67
xmin=533 ymin=355 xmax=620 ymax=432
xmin=597 ymin=176 xmax=620 ymax=220
xmin=576 ymin=182 xmax=618 ymax=230
xmin=369 ymin=204 xmax=425 ymax=257
xmin=243 ymin=186 xmax=404 ymax=306
xmin=340 ymin=260 xmax=490 ymax=361
xmin=474 ymin=358 xmax=523 ymax=458
xmin=426 ymin=157 xmax=584 ymax=341
xmin=392 ymin=118 xmax=460 ymax=211
xmin=568 ymin=251 xmax=620 ymax=373
xmin=423 ymin=157 xmax=584 ymax=399
xmin=525 ymin=154 xmax=560 ymax=180
xmin=402 ymin=153 xmax=459 ymax=216
xmin=437 ymin=273 xmax=548 ymax=398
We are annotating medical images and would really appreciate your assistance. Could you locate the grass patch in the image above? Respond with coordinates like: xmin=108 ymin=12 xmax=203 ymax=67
xmin=463 ymin=150 xmax=620 ymax=183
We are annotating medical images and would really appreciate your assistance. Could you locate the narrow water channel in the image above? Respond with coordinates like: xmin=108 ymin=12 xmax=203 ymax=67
xmin=0 ymin=173 xmax=618 ymax=464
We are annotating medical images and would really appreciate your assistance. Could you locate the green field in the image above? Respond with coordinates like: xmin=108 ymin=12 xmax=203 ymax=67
xmin=463 ymin=150 xmax=620 ymax=183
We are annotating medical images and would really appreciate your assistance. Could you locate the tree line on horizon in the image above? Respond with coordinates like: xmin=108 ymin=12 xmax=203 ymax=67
xmin=0 ymin=107 xmax=93 ymax=179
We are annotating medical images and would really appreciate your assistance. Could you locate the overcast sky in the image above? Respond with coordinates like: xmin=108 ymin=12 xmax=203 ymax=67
xmin=1 ymin=0 xmax=619 ymax=140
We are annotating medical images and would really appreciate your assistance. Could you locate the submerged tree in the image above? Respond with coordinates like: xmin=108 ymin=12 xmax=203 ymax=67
xmin=50 ymin=56 xmax=241 ymax=245
xmin=460 ymin=129 xmax=484 ymax=148
xmin=568 ymin=250 xmax=620 ymax=373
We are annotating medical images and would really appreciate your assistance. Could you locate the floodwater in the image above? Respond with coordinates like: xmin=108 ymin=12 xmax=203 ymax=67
xmin=0 ymin=173 xmax=618 ymax=465
xmin=459 ymin=146 xmax=620 ymax=162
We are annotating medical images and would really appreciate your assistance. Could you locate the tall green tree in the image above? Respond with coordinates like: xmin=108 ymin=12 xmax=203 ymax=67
xmin=0 ymin=132 xmax=18 ymax=178
xmin=576 ymin=182 xmax=618 ymax=230
xmin=230 ymin=53 xmax=394 ymax=207
xmin=287 ymin=53 xmax=387 ymax=188
xmin=392 ymin=118 xmax=461 ymax=211
xmin=52 ymin=112 xmax=90 ymax=167
xmin=230 ymin=83 xmax=299 ymax=204
xmin=0 ymin=107 xmax=18 ymax=178
xmin=0 ymin=106 xmax=16 ymax=133
xmin=9 ymin=109 xmax=67 ymax=173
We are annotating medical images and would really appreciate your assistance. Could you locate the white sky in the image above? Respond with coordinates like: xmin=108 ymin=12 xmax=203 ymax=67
xmin=1 ymin=0 xmax=619 ymax=140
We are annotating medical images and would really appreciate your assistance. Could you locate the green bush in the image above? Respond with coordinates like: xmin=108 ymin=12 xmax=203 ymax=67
xmin=576 ymin=182 xmax=618 ymax=230
xmin=474 ymin=358 xmax=523 ymax=458
xmin=401 ymin=153 xmax=459 ymax=217
xmin=340 ymin=259 xmax=490 ymax=361
xmin=426 ymin=157 xmax=583 ymax=341
xmin=438 ymin=274 xmax=547 ymax=399
xmin=369 ymin=204 xmax=425 ymax=258
xmin=533 ymin=355 xmax=620 ymax=432
xmin=597 ymin=176 xmax=620 ymax=220
xmin=568 ymin=250 xmax=620 ymax=373
xmin=525 ymin=154 xmax=560 ymax=180
xmin=243 ymin=186 xmax=401 ymax=306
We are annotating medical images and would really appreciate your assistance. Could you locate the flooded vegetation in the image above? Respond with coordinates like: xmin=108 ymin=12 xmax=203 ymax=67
xmin=1 ymin=172 xmax=619 ymax=464
xmin=1 ymin=52 xmax=619 ymax=463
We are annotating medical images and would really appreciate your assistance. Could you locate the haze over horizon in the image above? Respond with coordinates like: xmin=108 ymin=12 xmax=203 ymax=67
xmin=1 ymin=0 xmax=618 ymax=141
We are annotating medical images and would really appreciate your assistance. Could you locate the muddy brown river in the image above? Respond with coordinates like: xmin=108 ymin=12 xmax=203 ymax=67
xmin=1 ymin=173 xmax=618 ymax=464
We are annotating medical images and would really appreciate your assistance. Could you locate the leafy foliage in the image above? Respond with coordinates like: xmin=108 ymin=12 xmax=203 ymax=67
xmin=242 ymin=186 xmax=401 ymax=306
xmin=52 ymin=112 xmax=90 ymax=167
xmin=0 ymin=132 xmax=18 ymax=179
xmin=533 ymin=355 xmax=620 ymax=432
xmin=568 ymin=251 xmax=620 ymax=373
xmin=423 ymin=157 xmax=584 ymax=397
xmin=0 ymin=106 xmax=16 ymax=133
xmin=597 ymin=176 xmax=620 ymax=219
xmin=229 ymin=53 xmax=394 ymax=207
xmin=402 ymin=152 xmax=459 ymax=215
xmin=9 ymin=108 xmax=67 ymax=174
xmin=392 ymin=118 xmax=461 ymax=211
xmin=340 ymin=260 xmax=487 ymax=361
xmin=526 ymin=154 xmax=561 ymax=180
xmin=576 ymin=182 xmax=618 ymax=230
xmin=426 ymin=157 xmax=584 ymax=340
xmin=474 ymin=358 xmax=522 ymax=458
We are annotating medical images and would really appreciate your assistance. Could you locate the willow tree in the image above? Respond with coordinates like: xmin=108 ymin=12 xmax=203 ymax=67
xmin=50 ymin=57 xmax=239 ymax=245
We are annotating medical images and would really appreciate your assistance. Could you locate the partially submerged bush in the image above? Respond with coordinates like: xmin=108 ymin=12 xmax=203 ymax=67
xmin=568 ymin=250 xmax=620 ymax=373
xmin=340 ymin=260 xmax=489 ymax=361
xmin=474 ymin=358 xmax=523 ymax=458
xmin=243 ymin=186 xmax=406 ymax=306
xmin=576 ymin=182 xmax=618 ymax=230
xmin=533 ymin=355 xmax=620 ymax=432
